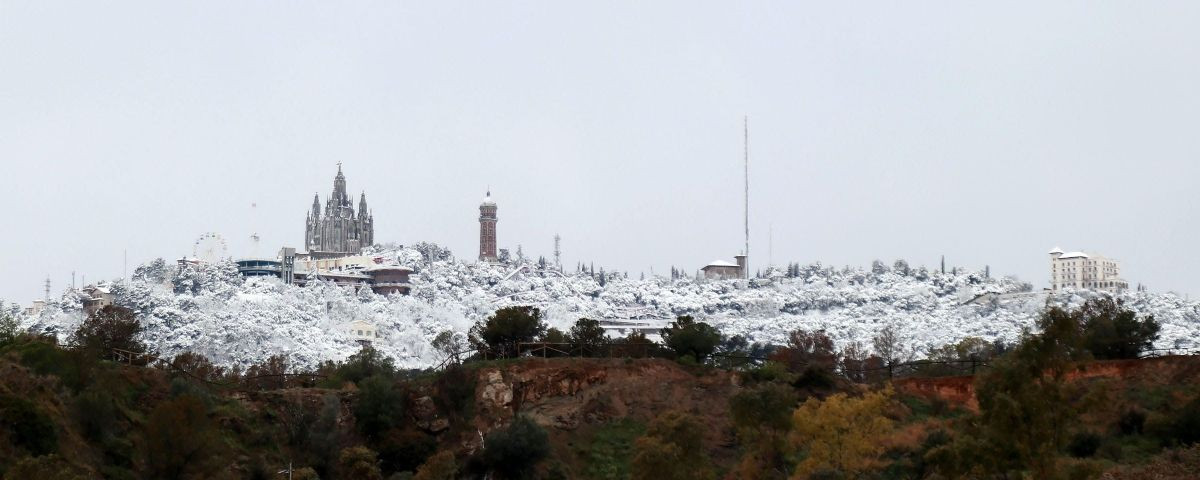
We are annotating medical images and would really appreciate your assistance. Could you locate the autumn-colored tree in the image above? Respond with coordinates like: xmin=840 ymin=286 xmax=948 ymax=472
xmin=789 ymin=387 xmax=895 ymax=478
xmin=338 ymin=446 xmax=383 ymax=480
xmin=771 ymin=329 xmax=838 ymax=374
xmin=413 ymin=450 xmax=458 ymax=480
xmin=630 ymin=411 xmax=715 ymax=480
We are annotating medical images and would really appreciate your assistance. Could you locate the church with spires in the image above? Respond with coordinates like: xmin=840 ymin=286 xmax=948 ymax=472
xmin=304 ymin=164 xmax=374 ymax=256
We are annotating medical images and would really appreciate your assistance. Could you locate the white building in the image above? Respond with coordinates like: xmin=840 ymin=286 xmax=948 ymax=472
xmin=347 ymin=319 xmax=378 ymax=345
xmin=1048 ymin=247 xmax=1128 ymax=293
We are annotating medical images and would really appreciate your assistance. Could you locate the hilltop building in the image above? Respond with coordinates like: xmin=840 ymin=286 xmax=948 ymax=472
xmin=479 ymin=190 xmax=498 ymax=262
xmin=702 ymin=254 xmax=747 ymax=280
xmin=305 ymin=164 xmax=374 ymax=257
xmin=1048 ymin=247 xmax=1128 ymax=293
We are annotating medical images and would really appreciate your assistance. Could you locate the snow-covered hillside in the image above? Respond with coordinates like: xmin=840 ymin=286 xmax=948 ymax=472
xmin=16 ymin=244 xmax=1200 ymax=369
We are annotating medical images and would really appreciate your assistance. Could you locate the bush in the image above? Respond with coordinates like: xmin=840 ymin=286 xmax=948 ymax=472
xmin=328 ymin=346 xmax=396 ymax=385
xmin=2 ymin=454 xmax=88 ymax=480
xmin=378 ymin=428 xmax=436 ymax=474
xmin=1160 ymin=396 xmax=1200 ymax=446
xmin=1067 ymin=431 xmax=1102 ymax=458
xmin=354 ymin=375 xmax=407 ymax=440
xmin=413 ymin=451 xmax=458 ymax=480
xmin=339 ymin=446 xmax=383 ymax=480
xmin=630 ymin=411 xmax=714 ymax=480
xmin=730 ymin=383 xmax=796 ymax=434
xmin=75 ymin=386 xmax=119 ymax=441
xmin=470 ymin=306 xmax=546 ymax=358
xmin=1117 ymin=407 xmax=1147 ymax=436
xmin=0 ymin=394 xmax=58 ymax=456
xmin=141 ymin=395 xmax=221 ymax=479
xmin=660 ymin=316 xmax=722 ymax=363
xmin=433 ymin=364 xmax=474 ymax=420
xmin=474 ymin=416 xmax=550 ymax=479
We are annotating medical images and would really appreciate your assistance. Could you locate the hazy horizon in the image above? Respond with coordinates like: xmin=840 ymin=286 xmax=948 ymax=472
xmin=3 ymin=1 xmax=1199 ymax=304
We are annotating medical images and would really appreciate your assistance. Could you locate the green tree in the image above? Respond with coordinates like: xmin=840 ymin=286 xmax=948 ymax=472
xmin=1078 ymin=298 xmax=1160 ymax=359
xmin=0 ymin=306 xmax=20 ymax=346
xmin=630 ymin=411 xmax=715 ymax=480
xmin=934 ymin=305 xmax=1089 ymax=478
xmin=470 ymin=306 xmax=547 ymax=358
xmin=69 ymin=305 xmax=145 ymax=356
xmin=378 ymin=427 xmax=436 ymax=474
xmin=354 ymin=374 xmax=406 ymax=440
xmin=569 ymin=318 xmax=608 ymax=356
xmin=141 ymin=395 xmax=222 ymax=479
xmin=660 ymin=316 xmax=722 ymax=362
xmin=476 ymin=416 xmax=550 ymax=479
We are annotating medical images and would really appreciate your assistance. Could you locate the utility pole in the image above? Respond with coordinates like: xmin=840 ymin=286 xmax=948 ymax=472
xmin=276 ymin=461 xmax=293 ymax=480
xmin=44 ymin=277 xmax=51 ymax=301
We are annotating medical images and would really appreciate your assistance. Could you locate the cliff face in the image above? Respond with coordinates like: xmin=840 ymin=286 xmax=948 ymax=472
xmin=896 ymin=355 xmax=1200 ymax=409
xmin=468 ymin=358 xmax=742 ymax=447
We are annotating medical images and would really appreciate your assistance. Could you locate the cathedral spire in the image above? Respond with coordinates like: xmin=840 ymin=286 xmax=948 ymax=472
xmin=333 ymin=163 xmax=348 ymax=205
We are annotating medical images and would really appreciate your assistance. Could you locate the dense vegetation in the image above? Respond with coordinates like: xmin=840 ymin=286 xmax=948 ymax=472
xmin=1 ymin=299 xmax=1197 ymax=479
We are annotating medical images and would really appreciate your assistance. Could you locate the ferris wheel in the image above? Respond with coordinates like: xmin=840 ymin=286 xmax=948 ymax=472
xmin=193 ymin=233 xmax=229 ymax=263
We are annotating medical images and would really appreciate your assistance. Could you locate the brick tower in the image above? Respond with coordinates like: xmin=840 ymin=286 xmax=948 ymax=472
xmin=478 ymin=190 xmax=498 ymax=262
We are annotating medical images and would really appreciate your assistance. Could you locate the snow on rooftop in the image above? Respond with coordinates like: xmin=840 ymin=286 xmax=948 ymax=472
xmin=1059 ymin=252 xmax=1089 ymax=259
xmin=1048 ymin=247 xmax=1064 ymax=255
xmin=705 ymin=260 xmax=739 ymax=268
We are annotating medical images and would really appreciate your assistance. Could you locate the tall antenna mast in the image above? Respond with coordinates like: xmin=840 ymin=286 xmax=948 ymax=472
xmin=44 ymin=276 xmax=51 ymax=301
xmin=743 ymin=115 xmax=750 ymax=279
xmin=553 ymin=234 xmax=562 ymax=272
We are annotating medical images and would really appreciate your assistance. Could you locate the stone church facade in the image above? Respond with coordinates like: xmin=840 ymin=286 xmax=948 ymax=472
xmin=305 ymin=165 xmax=374 ymax=256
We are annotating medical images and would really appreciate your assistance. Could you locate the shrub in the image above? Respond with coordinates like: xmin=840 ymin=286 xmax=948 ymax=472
xmin=0 ymin=394 xmax=58 ymax=456
xmin=1117 ymin=407 xmax=1147 ymax=436
xmin=730 ymin=383 xmax=796 ymax=434
xmin=354 ymin=375 xmax=407 ymax=440
xmin=630 ymin=411 xmax=714 ymax=480
xmin=2 ymin=454 xmax=88 ymax=480
xmin=378 ymin=428 xmax=436 ymax=474
xmin=469 ymin=306 xmax=547 ymax=358
xmin=1160 ymin=396 xmax=1200 ymax=446
xmin=75 ymin=386 xmax=119 ymax=441
xmin=660 ymin=316 xmax=722 ymax=362
xmin=475 ymin=416 xmax=550 ymax=479
xmin=413 ymin=451 xmax=458 ymax=480
xmin=1067 ymin=431 xmax=1102 ymax=458
xmin=432 ymin=364 xmax=474 ymax=420
xmin=141 ymin=395 xmax=221 ymax=479
xmin=339 ymin=446 xmax=384 ymax=480
xmin=329 ymin=346 xmax=396 ymax=385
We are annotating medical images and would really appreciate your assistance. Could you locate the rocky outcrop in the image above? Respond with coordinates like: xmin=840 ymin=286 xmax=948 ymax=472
xmin=472 ymin=358 xmax=741 ymax=437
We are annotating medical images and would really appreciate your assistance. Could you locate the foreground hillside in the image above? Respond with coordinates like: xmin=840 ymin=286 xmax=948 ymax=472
xmin=2 ymin=333 xmax=1199 ymax=479
xmin=15 ymin=243 xmax=1200 ymax=368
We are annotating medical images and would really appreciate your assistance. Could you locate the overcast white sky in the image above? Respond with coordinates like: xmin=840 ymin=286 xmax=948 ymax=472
xmin=2 ymin=1 xmax=1198 ymax=304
